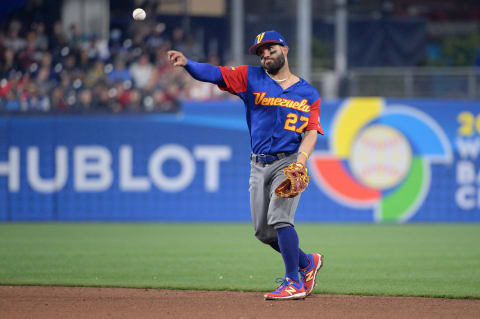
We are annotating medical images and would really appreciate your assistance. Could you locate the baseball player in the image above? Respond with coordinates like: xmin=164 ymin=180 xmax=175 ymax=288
xmin=167 ymin=30 xmax=324 ymax=300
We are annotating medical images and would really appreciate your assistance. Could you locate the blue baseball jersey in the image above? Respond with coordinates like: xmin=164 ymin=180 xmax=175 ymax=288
xmin=218 ymin=65 xmax=324 ymax=155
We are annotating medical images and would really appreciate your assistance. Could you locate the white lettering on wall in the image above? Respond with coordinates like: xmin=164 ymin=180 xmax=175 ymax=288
xmin=194 ymin=146 xmax=232 ymax=192
xmin=119 ymin=145 xmax=151 ymax=191
xmin=456 ymin=137 xmax=480 ymax=160
xmin=456 ymin=160 xmax=475 ymax=185
xmin=0 ymin=147 xmax=19 ymax=192
xmin=1 ymin=144 xmax=233 ymax=193
xmin=74 ymin=146 xmax=113 ymax=191
xmin=27 ymin=147 xmax=68 ymax=193
xmin=455 ymin=186 xmax=476 ymax=210
xmin=149 ymin=144 xmax=195 ymax=192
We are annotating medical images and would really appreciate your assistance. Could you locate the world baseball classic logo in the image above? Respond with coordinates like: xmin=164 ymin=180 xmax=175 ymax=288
xmin=309 ymin=97 xmax=453 ymax=223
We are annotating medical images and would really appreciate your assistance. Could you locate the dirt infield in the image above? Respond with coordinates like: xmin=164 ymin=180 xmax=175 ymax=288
xmin=1 ymin=286 xmax=479 ymax=319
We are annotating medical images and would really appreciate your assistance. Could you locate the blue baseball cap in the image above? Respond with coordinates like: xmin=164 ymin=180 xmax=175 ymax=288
xmin=249 ymin=30 xmax=287 ymax=55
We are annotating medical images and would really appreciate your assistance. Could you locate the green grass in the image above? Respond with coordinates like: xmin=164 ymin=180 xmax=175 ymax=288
xmin=0 ymin=223 xmax=479 ymax=298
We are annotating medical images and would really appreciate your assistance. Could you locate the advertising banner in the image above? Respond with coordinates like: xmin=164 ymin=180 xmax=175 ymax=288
xmin=1 ymin=98 xmax=479 ymax=222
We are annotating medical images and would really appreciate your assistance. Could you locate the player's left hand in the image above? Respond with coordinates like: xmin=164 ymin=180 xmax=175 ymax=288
xmin=274 ymin=162 xmax=310 ymax=198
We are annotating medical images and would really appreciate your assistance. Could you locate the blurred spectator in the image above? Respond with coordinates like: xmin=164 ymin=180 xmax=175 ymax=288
xmin=108 ymin=58 xmax=132 ymax=83
xmin=71 ymin=89 xmax=92 ymax=113
xmin=108 ymin=81 xmax=126 ymax=112
xmin=0 ymin=48 xmax=17 ymax=76
xmin=16 ymin=32 xmax=38 ymax=71
xmin=115 ymin=81 xmax=132 ymax=108
xmin=92 ymin=83 xmax=111 ymax=111
xmin=171 ymin=27 xmax=204 ymax=61
xmin=63 ymin=54 xmax=78 ymax=73
xmin=50 ymin=86 xmax=67 ymax=111
xmin=5 ymin=23 xmax=27 ymax=52
xmin=0 ymin=73 xmax=19 ymax=98
xmin=124 ymin=88 xmax=142 ymax=112
xmin=68 ymin=24 xmax=85 ymax=47
xmin=77 ymin=48 xmax=90 ymax=70
xmin=151 ymin=89 xmax=166 ymax=111
xmin=87 ymin=35 xmax=110 ymax=61
xmin=85 ymin=60 xmax=105 ymax=87
xmin=151 ymin=44 xmax=176 ymax=89
xmin=171 ymin=27 xmax=185 ymax=51
xmin=35 ymin=52 xmax=52 ymax=83
xmin=33 ymin=22 xmax=48 ymax=51
xmin=146 ymin=23 xmax=167 ymax=49
xmin=49 ymin=21 xmax=67 ymax=52
xmin=129 ymin=54 xmax=154 ymax=89
xmin=23 ymin=82 xmax=50 ymax=112
xmin=3 ymin=89 xmax=21 ymax=111
xmin=182 ymin=34 xmax=205 ymax=62
xmin=162 ymin=83 xmax=181 ymax=112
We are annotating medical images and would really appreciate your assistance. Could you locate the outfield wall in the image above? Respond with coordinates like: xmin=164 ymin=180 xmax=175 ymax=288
xmin=1 ymin=98 xmax=479 ymax=222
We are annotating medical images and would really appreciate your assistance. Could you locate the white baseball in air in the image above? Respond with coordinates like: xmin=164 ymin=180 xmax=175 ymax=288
xmin=349 ymin=124 xmax=412 ymax=190
xmin=132 ymin=8 xmax=146 ymax=21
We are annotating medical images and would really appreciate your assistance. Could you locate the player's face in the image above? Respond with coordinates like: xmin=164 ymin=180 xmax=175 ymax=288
xmin=258 ymin=44 xmax=285 ymax=75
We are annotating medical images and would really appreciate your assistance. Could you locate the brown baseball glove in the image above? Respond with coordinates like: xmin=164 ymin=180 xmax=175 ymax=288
xmin=274 ymin=162 xmax=310 ymax=198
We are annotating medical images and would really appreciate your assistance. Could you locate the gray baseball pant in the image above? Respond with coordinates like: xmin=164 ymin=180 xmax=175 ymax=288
xmin=249 ymin=153 xmax=301 ymax=245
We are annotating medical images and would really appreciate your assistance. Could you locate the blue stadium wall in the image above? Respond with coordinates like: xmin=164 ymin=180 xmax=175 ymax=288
xmin=1 ymin=98 xmax=479 ymax=222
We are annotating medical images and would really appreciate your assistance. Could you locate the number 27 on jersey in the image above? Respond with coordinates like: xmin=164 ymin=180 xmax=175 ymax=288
xmin=284 ymin=113 xmax=309 ymax=133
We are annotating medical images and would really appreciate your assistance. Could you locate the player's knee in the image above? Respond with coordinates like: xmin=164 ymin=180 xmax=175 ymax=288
xmin=254 ymin=229 xmax=277 ymax=245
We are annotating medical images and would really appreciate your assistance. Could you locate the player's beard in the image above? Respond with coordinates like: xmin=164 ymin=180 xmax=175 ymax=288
xmin=262 ymin=51 xmax=285 ymax=75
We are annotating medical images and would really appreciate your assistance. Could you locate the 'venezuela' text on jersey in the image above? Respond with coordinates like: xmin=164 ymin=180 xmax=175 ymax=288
xmin=218 ymin=65 xmax=324 ymax=155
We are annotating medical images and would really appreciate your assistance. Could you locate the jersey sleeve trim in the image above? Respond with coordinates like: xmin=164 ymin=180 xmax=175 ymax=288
xmin=306 ymin=98 xmax=324 ymax=135
xmin=218 ymin=65 xmax=248 ymax=94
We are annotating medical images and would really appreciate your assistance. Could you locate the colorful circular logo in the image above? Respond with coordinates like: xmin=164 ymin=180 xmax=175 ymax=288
xmin=309 ymin=98 xmax=452 ymax=223
xmin=350 ymin=125 xmax=411 ymax=190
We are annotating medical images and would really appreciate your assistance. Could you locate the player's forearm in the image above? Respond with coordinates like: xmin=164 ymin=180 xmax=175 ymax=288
xmin=184 ymin=59 xmax=225 ymax=85
xmin=296 ymin=130 xmax=317 ymax=164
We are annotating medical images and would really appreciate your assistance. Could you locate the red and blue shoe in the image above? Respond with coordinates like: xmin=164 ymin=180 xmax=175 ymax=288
xmin=300 ymin=253 xmax=324 ymax=296
xmin=264 ymin=277 xmax=306 ymax=300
